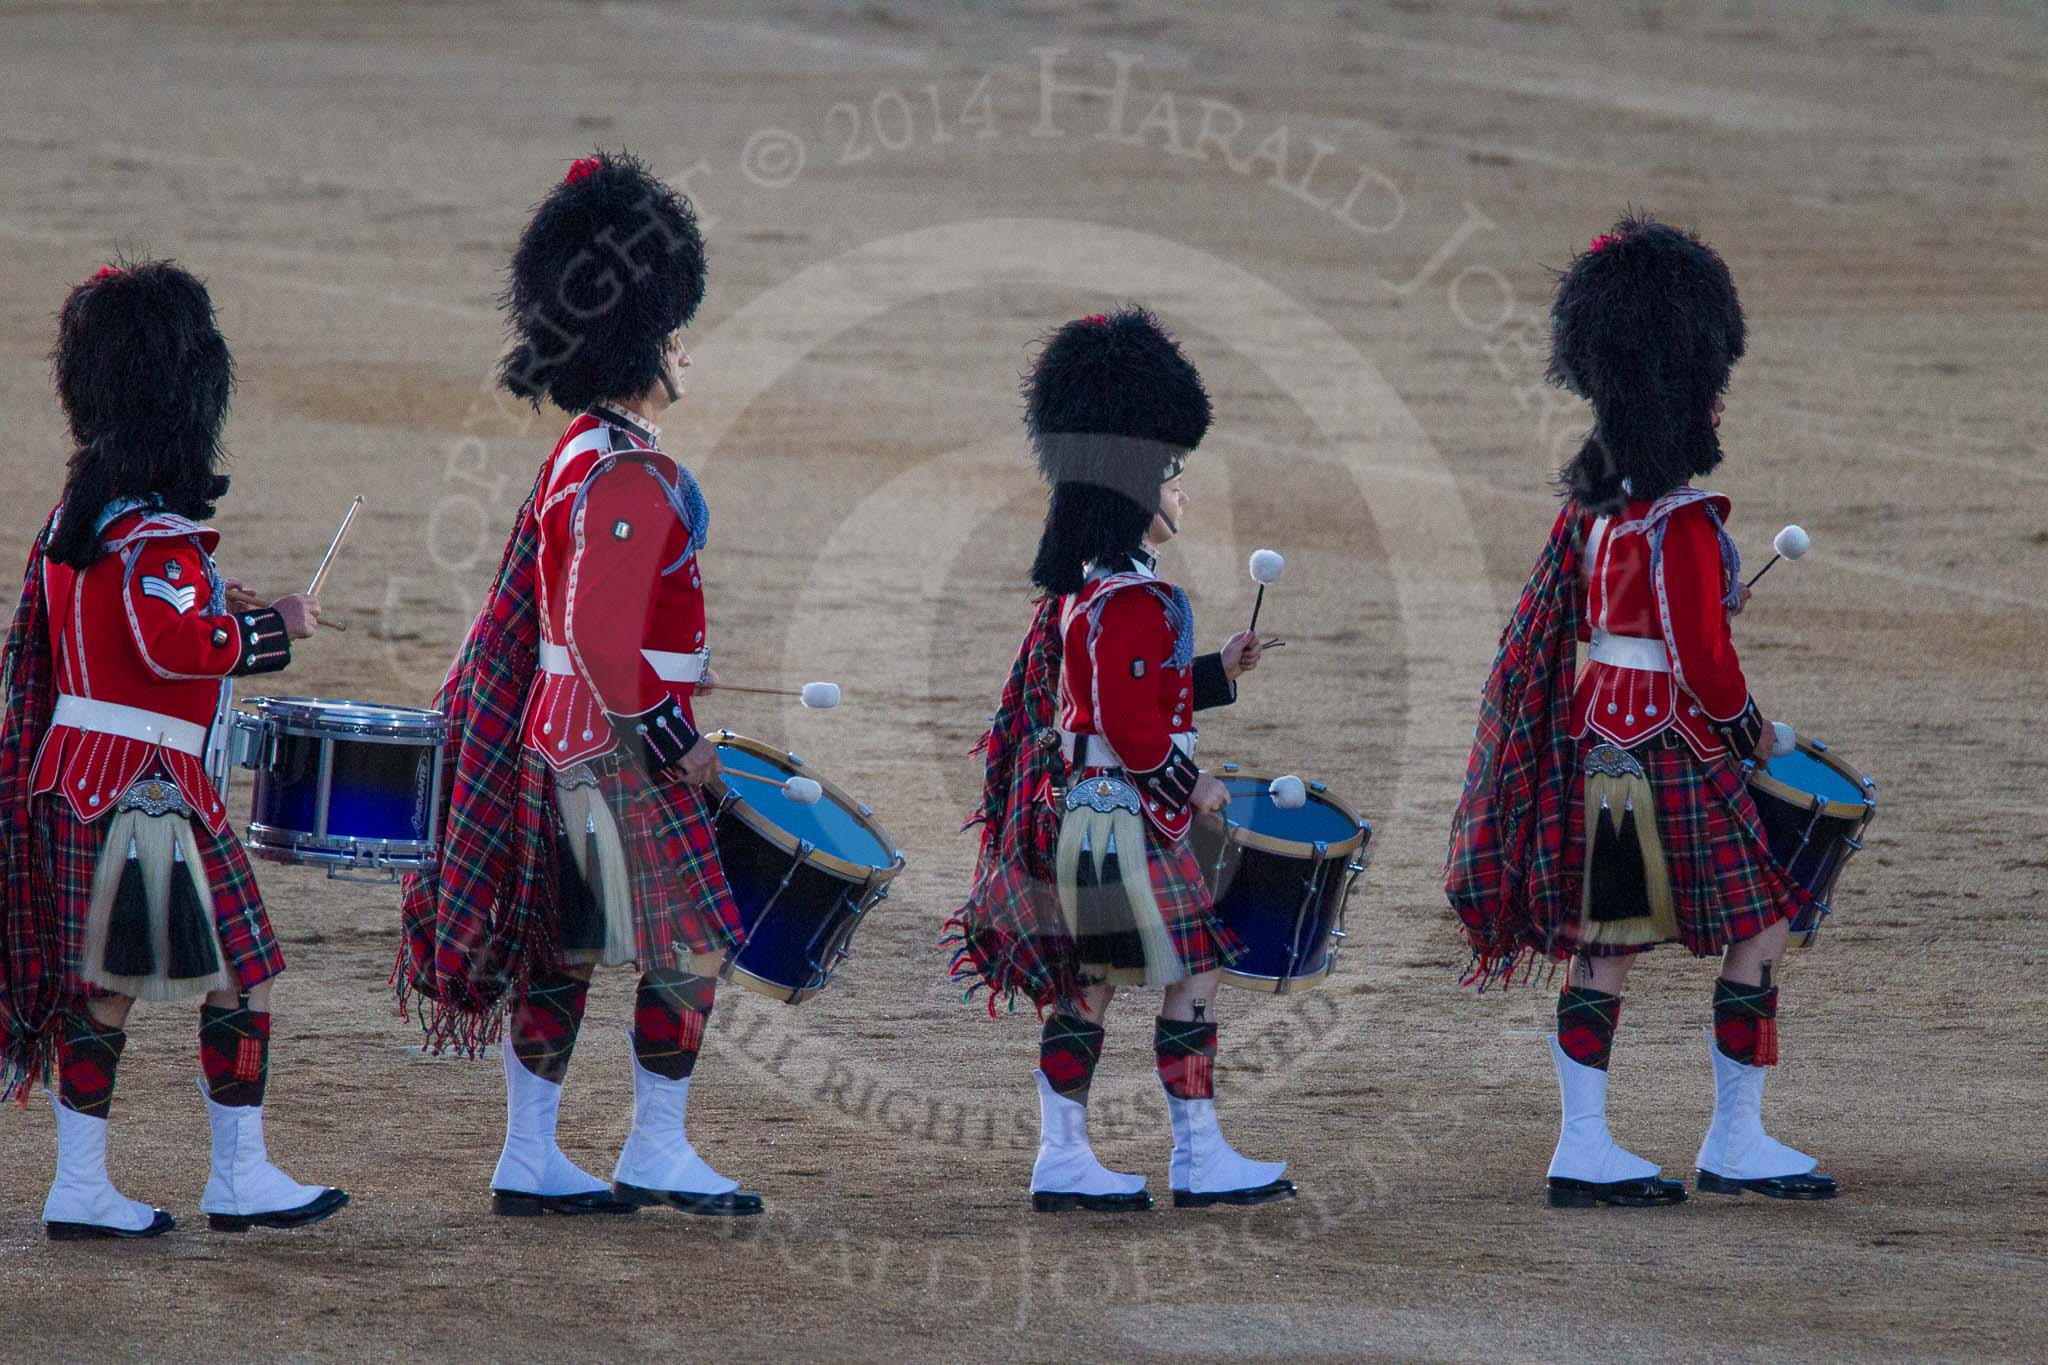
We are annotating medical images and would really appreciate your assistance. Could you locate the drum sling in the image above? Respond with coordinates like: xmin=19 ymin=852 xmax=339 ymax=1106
xmin=81 ymin=777 xmax=233 ymax=1001
xmin=1578 ymin=743 xmax=1678 ymax=947
xmin=1054 ymin=776 xmax=1185 ymax=987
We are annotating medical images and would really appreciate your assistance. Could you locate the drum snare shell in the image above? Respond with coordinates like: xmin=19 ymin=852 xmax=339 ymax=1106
xmin=234 ymin=697 xmax=448 ymax=881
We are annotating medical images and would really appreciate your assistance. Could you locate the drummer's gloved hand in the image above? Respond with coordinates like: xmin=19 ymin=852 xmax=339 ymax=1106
xmin=1131 ymin=747 xmax=1200 ymax=816
xmin=1708 ymin=697 xmax=1768 ymax=763
xmin=612 ymin=697 xmax=700 ymax=777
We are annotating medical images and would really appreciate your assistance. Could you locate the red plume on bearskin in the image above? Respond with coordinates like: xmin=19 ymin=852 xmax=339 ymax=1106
xmin=1024 ymin=305 xmax=1211 ymax=596
xmin=498 ymin=148 xmax=706 ymax=414
xmin=1549 ymin=212 xmax=1746 ymax=513
xmin=47 ymin=259 xmax=234 ymax=569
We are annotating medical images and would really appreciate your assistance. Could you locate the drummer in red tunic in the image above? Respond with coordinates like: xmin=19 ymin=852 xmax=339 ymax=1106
xmin=1447 ymin=214 xmax=1835 ymax=1207
xmin=947 ymin=307 xmax=1291 ymax=1212
xmin=398 ymin=151 xmax=759 ymax=1218
xmin=0 ymin=261 xmax=346 ymax=1238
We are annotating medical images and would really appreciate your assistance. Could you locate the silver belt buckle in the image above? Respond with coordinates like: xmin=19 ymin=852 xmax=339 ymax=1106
xmin=1065 ymin=774 xmax=1141 ymax=816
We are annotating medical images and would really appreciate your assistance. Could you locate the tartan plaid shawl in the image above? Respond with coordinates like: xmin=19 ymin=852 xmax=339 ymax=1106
xmin=0 ymin=513 xmax=62 ymax=1101
xmin=1445 ymin=505 xmax=1584 ymax=989
xmin=941 ymin=596 xmax=1080 ymax=1015
xmin=394 ymin=471 xmax=552 ymax=1054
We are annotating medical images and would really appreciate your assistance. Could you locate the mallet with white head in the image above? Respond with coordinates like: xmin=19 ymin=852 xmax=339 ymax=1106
xmin=1247 ymin=548 xmax=1286 ymax=635
xmin=724 ymin=767 xmax=826 ymax=804
xmin=714 ymin=680 xmax=843 ymax=709
xmin=1268 ymin=774 xmax=1307 ymax=810
xmin=1746 ymin=525 xmax=1810 ymax=588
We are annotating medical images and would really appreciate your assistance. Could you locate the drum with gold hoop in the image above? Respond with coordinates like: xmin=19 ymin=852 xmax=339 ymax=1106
xmin=707 ymin=730 xmax=903 ymax=1004
xmin=1189 ymin=763 xmax=1370 ymax=994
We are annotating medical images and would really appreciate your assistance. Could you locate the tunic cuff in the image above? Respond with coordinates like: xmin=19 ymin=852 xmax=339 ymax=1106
xmin=226 ymin=608 xmax=292 ymax=676
xmin=1191 ymin=653 xmax=1237 ymax=711
xmin=1131 ymin=745 xmax=1200 ymax=816
xmin=1708 ymin=697 xmax=1765 ymax=758
xmin=612 ymin=696 xmax=700 ymax=776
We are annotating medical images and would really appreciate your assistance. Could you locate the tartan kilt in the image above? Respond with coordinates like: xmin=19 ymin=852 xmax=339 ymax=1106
xmin=518 ymin=749 xmax=743 ymax=971
xmin=949 ymin=807 xmax=1241 ymax=1012
xmin=37 ymin=795 xmax=283 ymax=999
xmin=1560 ymin=736 xmax=1811 ymax=958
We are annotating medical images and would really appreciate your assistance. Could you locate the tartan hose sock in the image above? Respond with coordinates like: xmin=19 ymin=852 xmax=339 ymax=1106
xmin=510 ymin=969 xmax=591 ymax=1084
xmin=1556 ymin=985 xmax=1622 ymax=1071
xmin=199 ymin=1003 xmax=272 ymax=1107
xmin=632 ymin=970 xmax=717 ymax=1081
xmin=1713 ymin=977 xmax=1780 ymax=1066
xmin=1154 ymin=1015 xmax=1218 ymax=1101
xmin=1038 ymin=1014 xmax=1106 ymax=1101
xmin=56 ymin=1010 xmax=126 ymax=1118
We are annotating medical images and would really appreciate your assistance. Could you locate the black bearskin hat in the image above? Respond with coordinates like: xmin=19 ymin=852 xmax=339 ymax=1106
xmin=1025 ymin=306 xmax=1211 ymax=595
xmin=1550 ymin=212 xmax=1745 ymax=512
xmin=499 ymin=149 xmax=706 ymax=413
xmin=47 ymin=260 xmax=234 ymax=569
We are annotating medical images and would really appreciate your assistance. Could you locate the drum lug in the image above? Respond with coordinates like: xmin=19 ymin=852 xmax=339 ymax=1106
xmin=1309 ymin=780 xmax=1326 ymax=794
xmin=787 ymin=753 xmax=805 ymax=768
xmin=1842 ymin=837 xmax=1862 ymax=852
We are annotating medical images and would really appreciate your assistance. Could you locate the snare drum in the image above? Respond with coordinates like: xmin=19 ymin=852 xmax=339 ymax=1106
xmin=710 ymin=731 xmax=903 ymax=1004
xmin=1745 ymin=736 xmax=1876 ymax=941
xmin=231 ymin=697 xmax=448 ymax=876
xmin=1189 ymin=765 xmax=1370 ymax=994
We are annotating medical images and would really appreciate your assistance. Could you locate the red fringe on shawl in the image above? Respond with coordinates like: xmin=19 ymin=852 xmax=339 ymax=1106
xmin=940 ymin=597 xmax=1080 ymax=1015
xmin=1443 ymin=507 xmax=1584 ymax=991
xmin=0 ymin=513 xmax=64 ymax=1103
xmin=392 ymin=472 xmax=559 ymax=1056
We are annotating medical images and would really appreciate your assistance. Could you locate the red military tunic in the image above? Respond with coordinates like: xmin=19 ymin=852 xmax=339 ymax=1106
xmin=520 ymin=405 xmax=710 ymax=770
xmin=29 ymin=507 xmax=291 ymax=834
xmin=1056 ymin=558 xmax=1234 ymax=840
xmin=1570 ymin=488 xmax=1758 ymax=760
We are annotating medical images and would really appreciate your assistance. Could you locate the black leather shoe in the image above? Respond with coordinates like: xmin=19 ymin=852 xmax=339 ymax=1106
xmin=47 ymin=1208 xmax=175 ymax=1241
xmin=613 ymin=1181 xmax=764 ymax=1216
xmin=1547 ymin=1175 xmax=1688 ymax=1208
xmin=1172 ymin=1178 xmax=1297 ymax=1209
xmin=1697 ymin=1168 xmax=1838 ymax=1200
xmin=1031 ymin=1189 xmax=1155 ymax=1213
xmin=209 ymin=1187 xmax=350 ymax=1232
xmin=492 ymin=1188 xmax=638 ymax=1217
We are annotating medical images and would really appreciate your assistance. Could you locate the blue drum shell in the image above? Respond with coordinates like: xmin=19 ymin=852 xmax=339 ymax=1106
xmin=248 ymin=733 xmax=439 ymax=843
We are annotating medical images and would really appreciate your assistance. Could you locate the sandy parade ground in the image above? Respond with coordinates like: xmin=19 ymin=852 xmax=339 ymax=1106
xmin=0 ymin=1 xmax=2043 ymax=1359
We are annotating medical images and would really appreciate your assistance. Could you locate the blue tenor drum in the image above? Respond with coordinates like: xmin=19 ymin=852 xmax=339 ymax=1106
xmin=1745 ymin=736 xmax=1876 ymax=942
xmin=231 ymin=697 xmax=447 ymax=878
xmin=709 ymin=731 xmax=904 ymax=1004
xmin=1189 ymin=765 xmax=1371 ymax=994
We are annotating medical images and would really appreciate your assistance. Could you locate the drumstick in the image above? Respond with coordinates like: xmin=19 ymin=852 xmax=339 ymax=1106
xmin=307 ymin=496 xmax=364 ymax=599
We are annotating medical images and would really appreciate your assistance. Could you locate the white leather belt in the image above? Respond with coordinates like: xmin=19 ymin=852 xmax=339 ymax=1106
xmin=52 ymin=695 xmax=208 ymax=758
xmin=1588 ymin=631 xmax=1671 ymax=674
xmin=1060 ymin=729 xmax=1196 ymax=769
xmin=539 ymin=641 xmax=708 ymax=683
